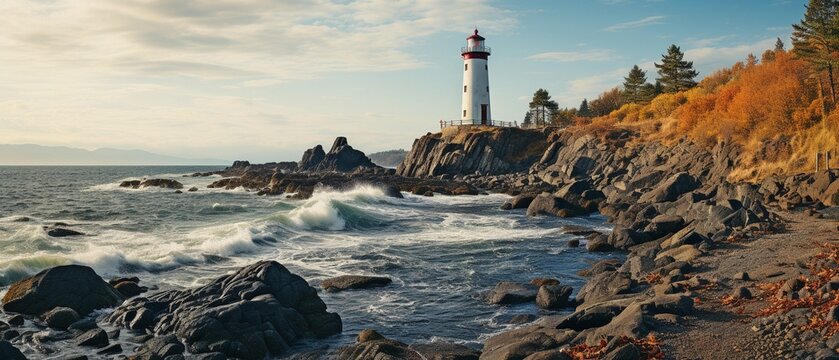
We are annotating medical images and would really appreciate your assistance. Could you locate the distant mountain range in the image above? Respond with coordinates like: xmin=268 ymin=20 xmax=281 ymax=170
xmin=0 ymin=144 xmax=228 ymax=165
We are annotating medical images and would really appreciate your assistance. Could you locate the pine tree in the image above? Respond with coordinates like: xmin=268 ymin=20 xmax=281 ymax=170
xmin=655 ymin=44 xmax=699 ymax=93
xmin=775 ymin=37 xmax=785 ymax=52
xmin=623 ymin=65 xmax=648 ymax=103
xmin=578 ymin=99 xmax=591 ymax=117
xmin=523 ymin=111 xmax=533 ymax=126
xmin=792 ymin=0 xmax=838 ymax=104
xmin=528 ymin=89 xmax=558 ymax=126
xmin=746 ymin=53 xmax=758 ymax=66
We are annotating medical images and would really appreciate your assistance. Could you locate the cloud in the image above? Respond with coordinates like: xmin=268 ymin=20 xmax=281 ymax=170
xmin=0 ymin=0 xmax=517 ymax=82
xmin=603 ymin=16 xmax=666 ymax=32
xmin=687 ymin=34 xmax=736 ymax=47
xmin=684 ymin=38 xmax=777 ymax=67
xmin=0 ymin=0 xmax=517 ymax=161
xmin=527 ymin=49 xmax=614 ymax=62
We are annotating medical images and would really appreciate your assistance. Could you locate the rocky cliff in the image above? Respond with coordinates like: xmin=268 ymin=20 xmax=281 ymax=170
xmin=397 ymin=126 xmax=550 ymax=178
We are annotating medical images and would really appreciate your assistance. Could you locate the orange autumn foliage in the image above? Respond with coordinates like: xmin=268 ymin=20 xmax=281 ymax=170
xmin=595 ymin=50 xmax=837 ymax=181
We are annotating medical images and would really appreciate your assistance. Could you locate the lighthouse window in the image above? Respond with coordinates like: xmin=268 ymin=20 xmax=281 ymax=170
xmin=487 ymin=86 xmax=489 ymax=91
xmin=463 ymin=110 xmax=467 ymax=117
xmin=465 ymin=64 xmax=468 ymax=71
xmin=485 ymin=64 xmax=488 ymax=70
xmin=464 ymin=85 xmax=467 ymax=92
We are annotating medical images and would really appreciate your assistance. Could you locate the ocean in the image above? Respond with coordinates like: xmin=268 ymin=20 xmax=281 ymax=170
xmin=0 ymin=166 xmax=616 ymax=355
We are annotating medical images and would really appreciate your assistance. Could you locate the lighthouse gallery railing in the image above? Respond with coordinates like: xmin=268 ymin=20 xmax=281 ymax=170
xmin=440 ymin=120 xmax=517 ymax=129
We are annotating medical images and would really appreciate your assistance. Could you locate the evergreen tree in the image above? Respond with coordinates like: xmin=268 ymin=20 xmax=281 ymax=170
xmin=578 ymin=99 xmax=591 ymax=117
xmin=775 ymin=37 xmax=785 ymax=52
xmin=655 ymin=44 xmax=699 ymax=93
xmin=529 ymin=89 xmax=558 ymax=126
xmin=623 ymin=65 xmax=649 ymax=103
xmin=762 ymin=49 xmax=776 ymax=63
xmin=523 ymin=111 xmax=533 ymax=126
xmin=792 ymin=0 xmax=838 ymax=104
xmin=746 ymin=53 xmax=758 ymax=66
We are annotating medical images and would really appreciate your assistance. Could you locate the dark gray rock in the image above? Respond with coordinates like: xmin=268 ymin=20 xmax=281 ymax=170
xmin=0 ymin=340 xmax=26 ymax=360
xmin=113 ymin=280 xmax=146 ymax=298
xmin=109 ymin=261 xmax=341 ymax=360
xmin=576 ymin=271 xmax=635 ymax=305
xmin=501 ymin=193 xmax=535 ymax=210
xmin=526 ymin=194 xmax=587 ymax=217
xmin=607 ymin=226 xmax=649 ymax=249
xmin=603 ymin=343 xmax=641 ymax=360
xmin=535 ymin=285 xmax=573 ymax=310
xmin=487 ymin=282 xmax=538 ymax=305
xmin=299 ymin=145 xmax=326 ymax=171
xmin=7 ymin=315 xmax=23 ymax=327
xmin=3 ymin=330 xmax=19 ymax=340
xmin=42 ymin=306 xmax=80 ymax=330
xmin=638 ymin=172 xmax=698 ymax=203
xmin=46 ymin=227 xmax=85 ymax=237
xmin=75 ymin=328 xmax=109 ymax=348
xmin=2 ymin=265 xmax=123 ymax=316
xmin=131 ymin=334 xmax=185 ymax=360
xmin=586 ymin=234 xmax=614 ymax=252
xmin=643 ymin=214 xmax=685 ymax=239
xmin=321 ymin=275 xmax=392 ymax=292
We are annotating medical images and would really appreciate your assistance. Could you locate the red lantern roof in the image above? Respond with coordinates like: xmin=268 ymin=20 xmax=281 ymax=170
xmin=467 ymin=28 xmax=485 ymax=40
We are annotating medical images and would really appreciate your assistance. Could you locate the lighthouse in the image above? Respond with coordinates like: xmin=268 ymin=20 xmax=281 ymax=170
xmin=461 ymin=29 xmax=491 ymax=125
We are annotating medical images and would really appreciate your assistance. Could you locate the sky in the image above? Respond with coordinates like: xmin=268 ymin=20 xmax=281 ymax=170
xmin=0 ymin=0 xmax=805 ymax=163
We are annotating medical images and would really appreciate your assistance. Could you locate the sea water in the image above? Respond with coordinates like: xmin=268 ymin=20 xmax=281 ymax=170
xmin=0 ymin=166 xmax=616 ymax=355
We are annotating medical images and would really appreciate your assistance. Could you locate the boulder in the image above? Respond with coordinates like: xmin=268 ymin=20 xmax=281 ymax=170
xmin=480 ymin=320 xmax=577 ymax=360
xmin=0 ymin=341 xmax=26 ymax=360
xmin=659 ymin=227 xmax=707 ymax=249
xmin=575 ymin=272 xmax=635 ymax=305
xmin=141 ymin=179 xmax=184 ymax=189
xmin=130 ymin=334 xmax=185 ymax=360
xmin=501 ymin=193 xmax=535 ymax=210
xmin=2 ymin=265 xmax=123 ymax=316
xmin=108 ymin=261 xmax=341 ymax=360
xmin=656 ymin=245 xmax=702 ymax=262
xmin=655 ymin=245 xmax=702 ymax=263
xmin=586 ymin=234 xmax=614 ymax=252
xmin=638 ymin=172 xmax=698 ymax=203
xmin=335 ymin=330 xmax=480 ymax=360
xmin=526 ymin=194 xmax=586 ymax=217
xmin=607 ymin=227 xmax=649 ymax=250
xmin=299 ymin=145 xmax=326 ymax=170
xmin=535 ymin=285 xmax=573 ymax=310
xmin=642 ymin=215 xmax=685 ymax=239
xmin=603 ymin=343 xmax=641 ymax=360
xmin=42 ymin=306 xmax=80 ymax=330
xmin=300 ymin=137 xmax=380 ymax=173
xmin=45 ymin=227 xmax=85 ymax=237
xmin=76 ymin=328 xmax=109 ymax=348
xmin=321 ymin=275 xmax=392 ymax=292
xmin=113 ymin=280 xmax=146 ymax=298
xmin=488 ymin=282 xmax=538 ymax=305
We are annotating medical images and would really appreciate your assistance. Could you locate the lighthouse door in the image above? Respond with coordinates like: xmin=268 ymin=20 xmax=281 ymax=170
xmin=480 ymin=105 xmax=488 ymax=125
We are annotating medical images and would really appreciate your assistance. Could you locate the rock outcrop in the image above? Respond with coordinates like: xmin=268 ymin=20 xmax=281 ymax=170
xmin=2 ymin=265 xmax=123 ymax=317
xmin=299 ymin=137 xmax=379 ymax=173
xmin=397 ymin=126 xmax=550 ymax=177
xmin=109 ymin=261 xmax=341 ymax=360
xmin=321 ymin=275 xmax=392 ymax=292
xmin=120 ymin=178 xmax=184 ymax=189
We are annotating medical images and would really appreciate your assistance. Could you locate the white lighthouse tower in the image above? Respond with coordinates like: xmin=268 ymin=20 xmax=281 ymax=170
xmin=461 ymin=29 xmax=492 ymax=125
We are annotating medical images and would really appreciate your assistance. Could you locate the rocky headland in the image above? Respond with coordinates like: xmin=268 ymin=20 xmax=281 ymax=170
xmin=2 ymin=125 xmax=839 ymax=359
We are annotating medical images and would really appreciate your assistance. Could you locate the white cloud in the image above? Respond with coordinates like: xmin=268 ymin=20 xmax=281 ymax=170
xmin=687 ymin=34 xmax=736 ymax=47
xmin=0 ymin=0 xmax=516 ymax=160
xmin=527 ymin=49 xmax=614 ymax=62
xmin=603 ymin=15 xmax=666 ymax=32
xmin=685 ymin=38 xmax=777 ymax=67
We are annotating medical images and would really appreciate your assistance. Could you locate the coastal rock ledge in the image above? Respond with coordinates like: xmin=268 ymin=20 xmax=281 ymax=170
xmin=108 ymin=260 xmax=342 ymax=360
